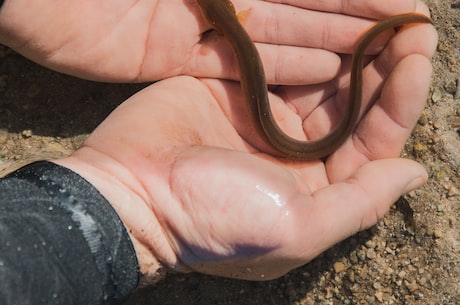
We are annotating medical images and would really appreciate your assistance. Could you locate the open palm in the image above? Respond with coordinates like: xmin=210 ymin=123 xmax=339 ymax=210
xmin=56 ymin=12 xmax=436 ymax=278
xmin=7 ymin=0 xmax=433 ymax=281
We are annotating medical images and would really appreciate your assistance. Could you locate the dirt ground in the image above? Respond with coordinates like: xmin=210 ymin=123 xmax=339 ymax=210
xmin=0 ymin=1 xmax=458 ymax=304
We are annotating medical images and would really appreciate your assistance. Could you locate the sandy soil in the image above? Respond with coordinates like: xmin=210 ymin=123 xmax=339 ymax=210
xmin=0 ymin=0 xmax=458 ymax=304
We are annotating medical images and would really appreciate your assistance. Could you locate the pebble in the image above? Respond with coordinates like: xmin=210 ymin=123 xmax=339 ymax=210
xmin=448 ymin=216 xmax=457 ymax=227
xmin=404 ymin=279 xmax=419 ymax=293
xmin=365 ymin=240 xmax=376 ymax=249
xmin=433 ymin=229 xmax=443 ymax=239
xmin=373 ymin=282 xmax=382 ymax=290
xmin=349 ymin=252 xmax=359 ymax=265
xmin=21 ymin=129 xmax=33 ymax=138
xmin=385 ymin=247 xmax=395 ymax=255
xmin=333 ymin=262 xmax=347 ymax=273
xmin=431 ymin=87 xmax=444 ymax=103
xmin=398 ymin=270 xmax=407 ymax=279
xmin=447 ymin=186 xmax=460 ymax=198
xmin=417 ymin=112 xmax=428 ymax=125
xmin=346 ymin=270 xmax=355 ymax=283
xmin=356 ymin=249 xmax=367 ymax=263
xmin=413 ymin=142 xmax=429 ymax=159
xmin=430 ymin=135 xmax=441 ymax=144
xmin=374 ymin=290 xmax=384 ymax=302
xmin=445 ymin=79 xmax=458 ymax=95
xmin=418 ymin=275 xmax=428 ymax=286
xmin=432 ymin=120 xmax=443 ymax=130
xmin=366 ymin=248 xmax=377 ymax=260
xmin=365 ymin=295 xmax=376 ymax=304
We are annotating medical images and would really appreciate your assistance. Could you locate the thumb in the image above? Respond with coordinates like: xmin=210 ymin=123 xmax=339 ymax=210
xmin=297 ymin=158 xmax=427 ymax=258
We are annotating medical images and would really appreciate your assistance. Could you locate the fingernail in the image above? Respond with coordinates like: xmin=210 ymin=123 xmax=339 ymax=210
xmin=403 ymin=171 xmax=428 ymax=194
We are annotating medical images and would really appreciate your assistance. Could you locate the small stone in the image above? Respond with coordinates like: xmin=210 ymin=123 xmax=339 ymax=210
xmin=385 ymin=247 xmax=395 ymax=255
xmin=324 ymin=287 xmax=333 ymax=299
xmin=445 ymin=80 xmax=458 ymax=95
xmin=413 ymin=142 xmax=429 ymax=158
xmin=356 ymin=249 xmax=367 ymax=263
xmin=431 ymin=135 xmax=442 ymax=144
xmin=21 ymin=129 xmax=33 ymax=138
xmin=418 ymin=275 xmax=428 ymax=286
xmin=387 ymin=241 xmax=398 ymax=250
xmin=366 ymin=248 xmax=377 ymax=260
xmin=432 ymin=120 xmax=443 ymax=130
xmin=333 ymin=262 xmax=347 ymax=273
xmin=433 ymin=169 xmax=448 ymax=180
xmin=373 ymin=282 xmax=382 ymax=290
xmin=374 ymin=291 xmax=384 ymax=302
xmin=347 ymin=270 xmax=355 ymax=283
xmin=417 ymin=112 xmax=428 ymax=125
xmin=365 ymin=240 xmax=376 ymax=249
xmin=44 ymin=142 xmax=69 ymax=155
xmin=433 ymin=229 xmax=443 ymax=239
xmin=365 ymin=295 xmax=376 ymax=304
xmin=349 ymin=252 xmax=359 ymax=264
xmin=404 ymin=279 xmax=419 ymax=293
xmin=448 ymin=186 xmax=460 ymax=198
xmin=431 ymin=87 xmax=444 ymax=102
xmin=398 ymin=270 xmax=407 ymax=279
xmin=448 ymin=216 xmax=457 ymax=227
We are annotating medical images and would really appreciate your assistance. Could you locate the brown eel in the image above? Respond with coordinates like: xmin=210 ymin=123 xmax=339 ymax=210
xmin=195 ymin=0 xmax=433 ymax=160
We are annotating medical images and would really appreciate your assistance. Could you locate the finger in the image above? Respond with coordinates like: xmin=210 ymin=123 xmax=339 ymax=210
xmin=357 ymin=56 xmax=433 ymax=158
xmin=188 ymin=34 xmax=340 ymax=85
xmin=355 ymin=14 xmax=436 ymax=116
xmin=189 ymin=0 xmax=419 ymax=84
xmin=266 ymin=0 xmax=419 ymax=19
xmin=327 ymin=55 xmax=432 ymax=182
xmin=326 ymin=19 xmax=437 ymax=181
xmin=233 ymin=0 xmax=394 ymax=53
xmin=293 ymin=158 xmax=427 ymax=260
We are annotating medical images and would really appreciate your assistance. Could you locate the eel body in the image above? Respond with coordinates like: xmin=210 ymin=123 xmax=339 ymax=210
xmin=195 ymin=0 xmax=432 ymax=159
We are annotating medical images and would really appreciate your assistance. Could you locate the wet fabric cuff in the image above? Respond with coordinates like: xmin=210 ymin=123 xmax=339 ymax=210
xmin=1 ymin=161 xmax=139 ymax=304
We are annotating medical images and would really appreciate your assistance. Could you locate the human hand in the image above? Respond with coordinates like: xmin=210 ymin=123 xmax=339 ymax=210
xmin=0 ymin=0 xmax=424 ymax=82
xmin=52 ymin=6 xmax=436 ymax=281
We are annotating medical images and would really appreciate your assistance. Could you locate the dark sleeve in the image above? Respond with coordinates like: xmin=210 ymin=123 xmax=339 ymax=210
xmin=0 ymin=161 xmax=139 ymax=305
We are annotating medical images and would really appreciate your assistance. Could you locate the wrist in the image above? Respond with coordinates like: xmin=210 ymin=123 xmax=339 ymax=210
xmin=52 ymin=147 xmax=183 ymax=286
